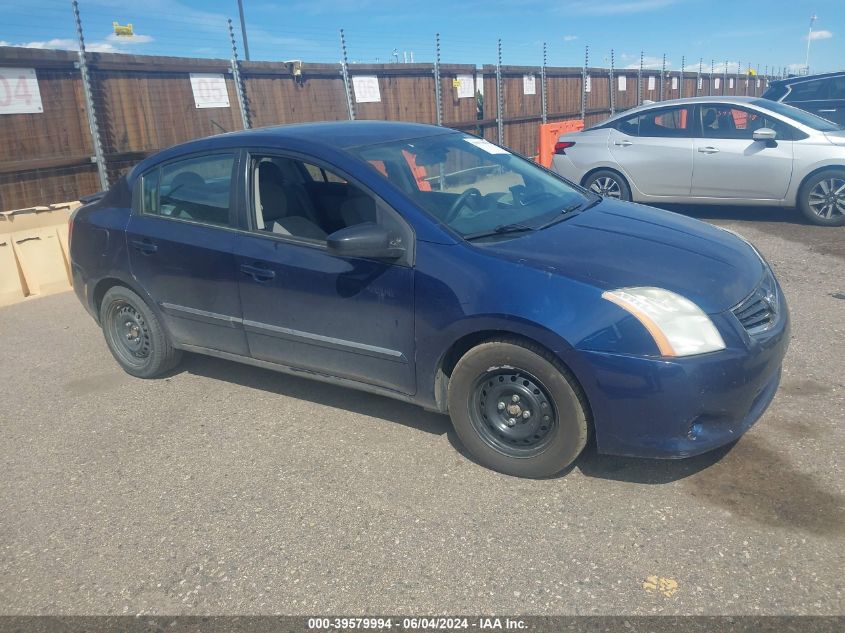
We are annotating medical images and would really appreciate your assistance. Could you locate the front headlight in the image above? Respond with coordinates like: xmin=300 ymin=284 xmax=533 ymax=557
xmin=602 ymin=287 xmax=726 ymax=357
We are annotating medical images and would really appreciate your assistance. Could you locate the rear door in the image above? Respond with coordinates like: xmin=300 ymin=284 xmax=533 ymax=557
xmin=607 ymin=104 xmax=694 ymax=197
xmin=127 ymin=152 xmax=248 ymax=356
xmin=690 ymin=104 xmax=794 ymax=200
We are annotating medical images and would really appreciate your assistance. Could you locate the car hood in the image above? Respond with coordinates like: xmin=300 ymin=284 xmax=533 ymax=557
xmin=824 ymin=130 xmax=845 ymax=146
xmin=479 ymin=199 xmax=763 ymax=314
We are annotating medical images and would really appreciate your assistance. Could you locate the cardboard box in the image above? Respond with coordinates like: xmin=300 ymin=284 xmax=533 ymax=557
xmin=0 ymin=202 xmax=76 ymax=306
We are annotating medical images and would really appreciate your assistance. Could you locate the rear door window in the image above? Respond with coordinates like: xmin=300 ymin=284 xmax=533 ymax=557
xmin=140 ymin=154 xmax=236 ymax=227
xmin=617 ymin=106 xmax=693 ymax=138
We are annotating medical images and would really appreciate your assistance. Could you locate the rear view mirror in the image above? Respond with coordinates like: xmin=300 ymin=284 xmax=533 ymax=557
xmin=752 ymin=128 xmax=777 ymax=143
xmin=327 ymin=222 xmax=405 ymax=260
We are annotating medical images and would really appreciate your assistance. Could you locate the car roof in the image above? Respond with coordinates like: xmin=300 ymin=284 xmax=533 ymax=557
xmin=769 ymin=71 xmax=845 ymax=87
xmin=596 ymin=95 xmax=763 ymax=125
xmin=130 ymin=120 xmax=456 ymax=179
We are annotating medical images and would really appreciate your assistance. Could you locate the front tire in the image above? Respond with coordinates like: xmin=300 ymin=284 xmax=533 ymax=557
xmin=583 ymin=169 xmax=631 ymax=201
xmin=100 ymin=286 xmax=182 ymax=378
xmin=447 ymin=339 xmax=590 ymax=478
xmin=799 ymin=169 xmax=845 ymax=226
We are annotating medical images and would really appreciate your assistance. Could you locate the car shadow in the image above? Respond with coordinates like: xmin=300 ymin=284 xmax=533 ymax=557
xmin=654 ymin=203 xmax=802 ymax=224
xmin=178 ymin=352 xmax=451 ymax=437
xmin=178 ymin=352 xmax=736 ymax=484
xmin=574 ymin=441 xmax=736 ymax=484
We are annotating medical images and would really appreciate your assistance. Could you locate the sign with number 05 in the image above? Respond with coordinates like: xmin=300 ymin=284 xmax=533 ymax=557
xmin=189 ymin=73 xmax=230 ymax=109
xmin=0 ymin=68 xmax=43 ymax=114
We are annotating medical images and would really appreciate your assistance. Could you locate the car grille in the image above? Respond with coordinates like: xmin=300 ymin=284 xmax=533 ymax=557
xmin=732 ymin=269 xmax=779 ymax=336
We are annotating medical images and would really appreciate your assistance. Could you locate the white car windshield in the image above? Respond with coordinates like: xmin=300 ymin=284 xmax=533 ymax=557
xmin=349 ymin=132 xmax=591 ymax=239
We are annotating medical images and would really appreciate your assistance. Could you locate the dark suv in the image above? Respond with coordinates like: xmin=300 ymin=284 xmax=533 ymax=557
xmin=762 ymin=71 xmax=845 ymax=126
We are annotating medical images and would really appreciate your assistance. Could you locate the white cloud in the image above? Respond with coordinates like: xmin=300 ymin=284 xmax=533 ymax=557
xmin=7 ymin=32 xmax=153 ymax=53
xmin=625 ymin=55 xmax=670 ymax=70
xmin=809 ymin=30 xmax=833 ymax=41
xmin=562 ymin=0 xmax=681 ymax=15
xmin=563 ymin=35 xmax=578 ymax=42
xmin=0 ymin=40 xmax=9 ymax=46
xmin=105 ymin=32 xmax=154 ymax=45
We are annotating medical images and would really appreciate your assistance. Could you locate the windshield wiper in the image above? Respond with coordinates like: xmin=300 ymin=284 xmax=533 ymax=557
xmin=536 ymin=198 xmax=598 ymax=230
xmin=464 ymin=223 xmax=535 ymax=241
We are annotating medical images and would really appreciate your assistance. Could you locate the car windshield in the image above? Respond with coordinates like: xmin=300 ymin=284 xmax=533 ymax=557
xmin=753 ymin=98 xmax=843 ymax=131
xmin=348 ymin=132 xmax=590 ymax=239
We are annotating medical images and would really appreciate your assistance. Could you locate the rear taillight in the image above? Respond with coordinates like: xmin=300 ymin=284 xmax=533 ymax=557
xmin=554 ymin=141 xmax=575 ymax=154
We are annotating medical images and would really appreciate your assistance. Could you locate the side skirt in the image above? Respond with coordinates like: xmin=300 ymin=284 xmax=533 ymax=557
xmin=177 ymin=343 xmax=432 ymax=410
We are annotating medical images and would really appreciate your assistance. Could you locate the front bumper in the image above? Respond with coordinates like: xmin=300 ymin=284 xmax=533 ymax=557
xmin=565 ymin=283 xmax=790 ymax=459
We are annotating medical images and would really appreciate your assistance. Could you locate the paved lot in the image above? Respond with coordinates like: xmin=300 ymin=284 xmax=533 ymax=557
xmin=1 ymin=206 xmax=843 ymax=616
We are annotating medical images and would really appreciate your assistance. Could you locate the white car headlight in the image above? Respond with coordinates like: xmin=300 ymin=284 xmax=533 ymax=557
xmin=602 ymin=287 xmax=726 ymax=357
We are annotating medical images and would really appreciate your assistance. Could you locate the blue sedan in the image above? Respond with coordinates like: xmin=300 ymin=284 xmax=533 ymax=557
xmin=69 ymin=121 xmax=789 ymax=478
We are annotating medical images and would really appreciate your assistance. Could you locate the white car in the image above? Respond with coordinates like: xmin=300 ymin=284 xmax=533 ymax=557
xmin=551 ymin=96 xmax=845 ymax=226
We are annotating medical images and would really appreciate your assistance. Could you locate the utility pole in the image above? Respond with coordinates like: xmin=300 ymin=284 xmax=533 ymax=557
xmin=805 ymin=13 xmax=817 ymax=74
xmin=237 ymin=0 xmax=250 ymax=61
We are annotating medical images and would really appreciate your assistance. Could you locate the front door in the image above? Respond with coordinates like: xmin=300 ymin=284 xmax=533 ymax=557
xmin=690 ymin=104 xmax=794 ymax=200
xmin=127 ymin=152 xmax=248 ymax=356
xmin=233 ymin=153 xmax=416 ymax=395
xmin=607 ymin=104 xmax=695 ymax=197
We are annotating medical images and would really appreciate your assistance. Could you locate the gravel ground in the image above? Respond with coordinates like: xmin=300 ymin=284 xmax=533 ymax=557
xmin=0 ymin=206 xmax=843 ymax=616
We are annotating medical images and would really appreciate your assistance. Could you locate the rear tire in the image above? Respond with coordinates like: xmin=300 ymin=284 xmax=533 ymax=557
xmin=447 ymin=339 xmax=589 ymax=478
xmin=799 ymin=168 xmax=845 ymax=226
xmin=100 ymin=286 xmax=182 ymax=378
xmin=583 ymin=169 xmax=632 ymax=202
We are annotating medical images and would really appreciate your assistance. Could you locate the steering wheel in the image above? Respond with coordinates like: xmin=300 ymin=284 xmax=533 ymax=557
xmin=444 ymin=188 xmax=483 ymax=224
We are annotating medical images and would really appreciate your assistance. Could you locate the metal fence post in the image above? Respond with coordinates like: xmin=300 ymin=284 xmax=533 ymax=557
xmin=659 ymin=53 xmax=666 ymax=101
xmin=723 ymin=59 xmax=728 ymax=95
xmin=679 ymin=55 xmax=685 ymax=98
xmin=697 ymin=58 xmax=702 ymax=95
xmin=710 ymin=59 xmax=715 ymax=95
xmin=736 ymin=60 xmax=741 ymax=94
xmin=580 ymin=45 xmax=588 ymax=121
xmin=339 ymin=29 xmax=355 ymax=121
xmin=71 ymin=0 xmax=108 ymax=190
xmin=609 ymin=49 xmax=615 ymax=116
xmin=637 ymin=51 xmax=643 ymax=106
xmin=433 ymin=33 xmax=443 ymax=126
xmin=227 ymin=18 xmax=250 ymax=130
xmin=495 ymin=39 xmax=504 ymax=145
xmin=540 ymin=42 xmax=547 ymax=125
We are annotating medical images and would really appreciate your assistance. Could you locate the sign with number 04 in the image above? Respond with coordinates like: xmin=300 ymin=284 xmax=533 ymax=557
xmin=0 ymin=68 xmax=43 ymax=114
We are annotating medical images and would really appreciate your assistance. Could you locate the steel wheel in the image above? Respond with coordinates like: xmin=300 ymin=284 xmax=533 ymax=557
xmin=469 ymin=368 xmax=557 ymax=458
xmin=105 ymin=300 xmax=152 ymax=368
xmin=807 ymin=177 xmax=845 ymax=220
xmin=590 ymin=176 xmax=622 ymax=199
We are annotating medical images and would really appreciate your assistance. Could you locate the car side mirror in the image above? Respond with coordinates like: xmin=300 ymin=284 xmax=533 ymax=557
xmin=327 ymin=222 xmax=405 ymax=260
xmin=753 ymin=128 xmax=777 ymax=146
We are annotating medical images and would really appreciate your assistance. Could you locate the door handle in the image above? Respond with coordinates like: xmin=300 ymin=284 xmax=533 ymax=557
xmin=240 ymin=263 xmax=275 ymax=281
xmin=818 ymin=108 xmax=836 ymax=113
xmin=130 ymin=238 xmax=158 ymax=254
xmin=614 ymin=140 xmax=633 ymax=147
xmin=698 ymin=146 xmax=720 ymax=154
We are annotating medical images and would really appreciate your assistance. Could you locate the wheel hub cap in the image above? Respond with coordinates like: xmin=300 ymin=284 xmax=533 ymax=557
xmin=808 ymin=178 xmax=845 ymax=219
xmin=472 ymin=370 xmax=556 ymax=455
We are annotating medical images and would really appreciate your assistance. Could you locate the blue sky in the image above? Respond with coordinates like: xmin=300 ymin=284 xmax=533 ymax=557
xmin=1 ymin=0 xmax=841 ymax=74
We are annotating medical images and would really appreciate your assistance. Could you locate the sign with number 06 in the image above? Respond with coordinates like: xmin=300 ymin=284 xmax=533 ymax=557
xmin=189 ymin=73 xmax=230 ymax=109
xmin=0 ymin=68 xmax=43 ymax=114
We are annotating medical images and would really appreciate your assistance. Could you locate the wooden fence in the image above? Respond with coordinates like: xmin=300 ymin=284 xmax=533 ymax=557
xmin=0 ymin=46 xmax=772 ymax=210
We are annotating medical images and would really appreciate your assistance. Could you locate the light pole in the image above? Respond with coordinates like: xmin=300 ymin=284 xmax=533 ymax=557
xmin=805 ymin=13 xmax=817 ymax=74
xmin=237 ymin=0 xmax=250 ymax=60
